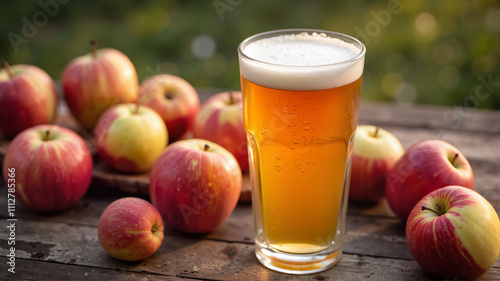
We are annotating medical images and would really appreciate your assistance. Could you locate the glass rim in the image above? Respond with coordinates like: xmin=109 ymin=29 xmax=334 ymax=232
xmin=237 ymin=28 xmax=366 ymax=69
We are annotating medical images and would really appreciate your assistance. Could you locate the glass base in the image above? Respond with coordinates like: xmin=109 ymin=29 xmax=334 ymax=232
xmin=255 ymin=241 xmax=342 ymax=275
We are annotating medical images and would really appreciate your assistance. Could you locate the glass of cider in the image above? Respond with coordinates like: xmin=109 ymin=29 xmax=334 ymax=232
xmin=238 ymin=29 xmax=365 ymax=274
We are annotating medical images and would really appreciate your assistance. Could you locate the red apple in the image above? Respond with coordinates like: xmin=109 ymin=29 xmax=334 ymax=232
xmin=0 ymin=61 xmax=57 ymax=137
xmin=98 ymin=197 xmax=164 ymax=261
xmin=406 ymin=185 xmax=500 ymax=280
xmin=149 ymin=139 xmax=241 ymax=233
xmin=385 ymin=140 xmax=474 ymax=221
xmin=94 ymin=103 xmax=168 ymax=173
xmin=2 ymin=125 xmax=92 ymax=212
xmin=349 ymin=125 xmax=404 ymax=203
xmin=61 ymin=39 xmax=138 ymax=130
xmin=137 ymin=74 xmax=200 ymax=142
xmin=192 ymin=91 xmax=248 ymax=172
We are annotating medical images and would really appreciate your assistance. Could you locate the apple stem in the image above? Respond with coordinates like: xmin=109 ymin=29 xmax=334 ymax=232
xmin=134 ymin=100 xmax=140 ymax=115
xmin=228 ymin=91 xmax=235 ymax=105
xmin=373 ymin=127 xmax=379 ymax=138
xmin=90 ymin=38 xmax=99 ymax=59
xmin=45 ymin=129 xmax=51 ymax=141
xmin=151 ymin=226 xmax=157 ymax=233
xmin=204 ymin=144 xmax=210 ymax=151
xmin=450 ymin=153 xmax=459 ymax=165
xmin=421 ymin=202 xmax=444 ymax=216
xmin=2 ymin=61 xmax=13 ymax=79
xmin=435 ymin=202 xmax=442 ymax=212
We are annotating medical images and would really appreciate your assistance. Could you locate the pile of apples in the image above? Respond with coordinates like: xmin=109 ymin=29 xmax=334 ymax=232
xmin=1 ymin=40 xmax=249 ymax=261
xmin=349 ymin=125 xmax=500 ymax=280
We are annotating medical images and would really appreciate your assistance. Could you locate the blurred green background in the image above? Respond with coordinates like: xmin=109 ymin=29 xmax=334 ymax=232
xmin=1 ymin=0 xmax=499 ymax=109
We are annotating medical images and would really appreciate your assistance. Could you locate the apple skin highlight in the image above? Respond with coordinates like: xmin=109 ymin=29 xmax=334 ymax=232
xmin=98 ymin=197 xmax=164 ymax=261
xmin=406 ymin=185 xmax=500 ymax=280
xmin=349 ymin=125 xmax=404 ymax=203
xmin=2 ymin=125 xmax=93 ymax=212
xmin=149 ymin=139 xmax=241 ymax=233
xmin=385 ymin=139 xmax=474 ymax=221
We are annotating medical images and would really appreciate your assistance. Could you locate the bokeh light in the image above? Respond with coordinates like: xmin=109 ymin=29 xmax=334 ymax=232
xmin=394 ymin=83 xmax=417 ymax=104
xmin=191 ymin=35 xmax=216 ymax=59
xmin=0 ymin=1 xmax=498 ymax=109
xmin=485 ymin=9 xmax=500 ymax=31
xmin=415 ymin=12 xmax=436 ymax=34
xmin=381 ymin=73 xmax=404 ymax=97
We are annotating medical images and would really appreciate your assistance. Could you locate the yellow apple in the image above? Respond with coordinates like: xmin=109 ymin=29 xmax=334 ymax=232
xmin=94 ymin=103 xmax=168 ymax=173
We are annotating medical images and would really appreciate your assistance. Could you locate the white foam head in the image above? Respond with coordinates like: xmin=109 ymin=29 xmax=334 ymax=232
xmin=238 ymin=31 xmax=365 ymax=91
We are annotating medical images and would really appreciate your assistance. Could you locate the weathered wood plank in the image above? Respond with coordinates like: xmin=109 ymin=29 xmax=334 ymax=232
xmin=357 ymin=123 xmax=500 ymax=162
xmin=359 ymin=101 xmax=500 ymax=134
xmin=1 ymin=199 xmax=498 ymax=268
xmin=0 ymin=218 xmax=498 ymax=281
xmin=0 ymin=187 xmax=255 ymax=244
xmin=0 ymin=257 xmax=199 ymax=281
xmin=91 ymin=160 xmax=252 ymax=203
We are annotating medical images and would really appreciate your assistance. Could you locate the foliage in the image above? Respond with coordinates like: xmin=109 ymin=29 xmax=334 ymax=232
xmin=1 ymin=0 xmax=499 ymax=108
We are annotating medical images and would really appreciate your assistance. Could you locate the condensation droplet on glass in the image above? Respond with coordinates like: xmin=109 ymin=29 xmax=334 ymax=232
xmin=293 ymin=139 xmax=300 ymax=144
xmin=289 ymin=145 xmax=296 ymax=149
xmin=275 ymin=166 xmax=282 ymax=171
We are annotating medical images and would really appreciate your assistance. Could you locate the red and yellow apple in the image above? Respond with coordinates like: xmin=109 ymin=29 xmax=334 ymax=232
xmin=385 ymin=140 xmax=474 ymax=221
xmin=349 ymin=125 xmax=404 ymax=203
xmin=0 ymin=61 xmax=57 ymax=137
xmin=98 ymin=197 xmax=164 ymax=261
xmin=149 ymin=139 xmax=241 ymax=233
xmin=94 ymin=103 xmax=168 ymax=173
xmin=2 ymin=125 xmax=92 ymax=212
xmin=61 ymin=39 xmax=138 ymax=130
xmin=406 ymin=185 xmax=500 ymax=280
xmin=137 ymin=74 xmax=200 ymax=142
xmin=192 ymin=91 xmax=248 ymax=172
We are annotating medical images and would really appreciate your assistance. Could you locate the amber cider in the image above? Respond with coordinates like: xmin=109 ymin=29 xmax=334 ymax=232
xmin=239 ymin=30 xmax=365 ymax=259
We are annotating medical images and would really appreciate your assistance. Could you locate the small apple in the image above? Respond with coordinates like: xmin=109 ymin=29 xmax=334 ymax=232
xmin=98 ymin=197 xmax=164 ymax=261
xmin=0 ymin=61 xmax=57 ymax=137
xmin=149 ymin=139 xmax=242 ymax=233
xmin=137 ymin=74 xmax=200 ymax=142
xmin=349 ymin=125 xmax=404 ymax=203
xmin=94 ymin=103 xmax=168 ymax=173
xmin=385 ymin=140 xmax=474 ymax=221
xmin=406 ymin=185 xmax=500 ymax=280
xmin=2 ymin=125 xmax=92 ymax=212
xmin=192 ymin=91 xmax=248 ymax=172
xmin=61 ymin=38 xmax=138 ymax=130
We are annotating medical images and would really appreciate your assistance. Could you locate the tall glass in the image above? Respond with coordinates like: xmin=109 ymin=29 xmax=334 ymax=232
xmin=238 ymin=29 xmax=365 ymax=274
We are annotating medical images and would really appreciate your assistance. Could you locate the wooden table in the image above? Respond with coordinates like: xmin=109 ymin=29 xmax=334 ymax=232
xmin=1 ymin=93 xmax=499 ymax=280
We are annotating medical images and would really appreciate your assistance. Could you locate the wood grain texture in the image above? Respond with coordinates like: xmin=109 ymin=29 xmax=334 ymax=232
xmin=0 ymin=218 xmax=498 ymax=280
xmin=1 ymin=97 xmax=499 ymax=280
